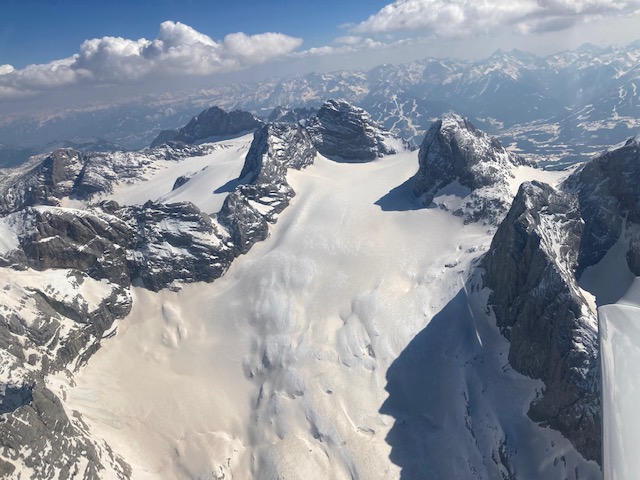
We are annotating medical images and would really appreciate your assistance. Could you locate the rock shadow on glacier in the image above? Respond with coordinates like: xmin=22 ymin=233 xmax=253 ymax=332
xmin=213 ymin=175 xmax=248 ymax=194
xmin=379 ymin=288 xmax=485 ymax=479
xmin=379 ymin=286 xmax=603 ymax=479
xmin=374 ymin=177 xmax=423 ymax=212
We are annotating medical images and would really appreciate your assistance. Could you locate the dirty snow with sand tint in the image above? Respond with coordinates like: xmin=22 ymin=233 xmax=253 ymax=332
xmin=50 ymin=150 xmax=595 ymax=479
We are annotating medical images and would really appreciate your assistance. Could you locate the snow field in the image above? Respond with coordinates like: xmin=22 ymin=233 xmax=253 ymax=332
xmin=51 ymin=146 xmax=600 ymax=479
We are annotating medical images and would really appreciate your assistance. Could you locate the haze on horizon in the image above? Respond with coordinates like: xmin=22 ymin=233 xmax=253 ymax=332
xmin=1 ymin=0 xmax=640 ymax=115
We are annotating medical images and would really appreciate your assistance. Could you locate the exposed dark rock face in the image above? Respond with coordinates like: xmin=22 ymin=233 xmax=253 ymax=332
xmin=409 ymin=117 xmax=640 ymax=466
xmin=0 ymin=149 xmax=86 ymax=214
xmin=12 ymin=207 xmax=132 ymax=287
xmin=412 ymin=113 xmax=525 ymax=223
xmin=149 ymin=129 xmax=179 ymax=148
xmin=119 ymin=201 xmax=235 ymax=291
xmin=0 ymin=383 xmax=131 ymax=479
xmin=172 ymin=174 xmax=192 ymax=191
xmin=239 ymin=123 xmax=316 ymax=184
xmin=151 ymin=106 xmax=262 ymax=147
xmin=564 ymin=136 xmax=640 ymax=276
xmin=482 ymin=181 xmax=600 ymax=463
xmin=0 ymin=383 xmax=34 ymax=415
xmin=218 ymin=192 xmax=269 ymax=255
xmin=219 ymin=123 xmax=316 ymax=253
xmin=0 ymin=241 xmax=133 ymax=477
xmin=306 ymin=99 xmax=404 ymax=162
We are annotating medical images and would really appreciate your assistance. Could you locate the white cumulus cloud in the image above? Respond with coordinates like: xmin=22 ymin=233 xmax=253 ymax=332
xmin=0 ymin=21 xmax=302 ymax=99
xmin=354 ymin=0 xmax=640 ymax=36
xmin=293 ymin=36 xmax=403 ymax=58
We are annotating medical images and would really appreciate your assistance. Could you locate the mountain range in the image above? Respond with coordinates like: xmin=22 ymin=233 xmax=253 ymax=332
xmin=2 ymin=41 xmax=640 ymax=170
xmin=0 ymin=98 xmax=636 ymax=478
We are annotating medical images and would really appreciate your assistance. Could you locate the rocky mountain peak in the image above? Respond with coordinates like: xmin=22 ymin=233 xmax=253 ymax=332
xmin=239 ymin=123 xmax=316 ymax=184
xmin=306 ymin=99 xmax=406 ymax=162
xmin=564 ymin=135 xmax=640 ymax=276
xmin=220 ymin=122 xmax=316 ymax=254
xmin=479 ymin=135 xmax=640 ymax=464
xmin=0 ymin=149 xmax=86 ymax=214
xmin=413 ymin=113 xmax=525 ymax=223
xmin=150 ymin=106 xmax=262 ymax=147
xmin=482 ymin=177 xmax=601 ymax=463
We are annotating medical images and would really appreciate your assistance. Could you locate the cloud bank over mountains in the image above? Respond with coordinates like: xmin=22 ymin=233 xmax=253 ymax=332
xmin=1 ymin=1 xmax=639 ymax=106
xmin=354 ymin=0 xmax=640 ymax=36
xmin=0 ymin=21 xmax=302 ymax=99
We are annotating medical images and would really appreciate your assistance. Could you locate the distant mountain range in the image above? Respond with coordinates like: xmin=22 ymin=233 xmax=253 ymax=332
xmin=2 ymin=41 xmax=640 ymax=166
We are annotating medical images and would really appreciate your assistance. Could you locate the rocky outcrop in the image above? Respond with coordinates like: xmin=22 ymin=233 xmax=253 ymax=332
xmin=7 ymin=206 xmax=132 ymax=286
xmin=151 ymin=106 xmax=262 ymax=147
xmin=217 ymin=192 xmax=269 ymax=255
xmin=219 ymin=123 xmax=316 ymax=253
xmin=306 ymin=99 xmax=404 ymax=162
xmin=0 ymin=383 xmax=33 ymax=415
xmin=413 ymin=113 xmax=526 ymax=223
xmin=119 ymin=201 xmax=235 ymax=291
xmin=149 ymin=129 xmax=179 ymax=148
xmin=0 ymin=262 xmax=133 ymax=477
xmin=450 ymin=128 xmax=640 ymax=467
xmin=0 ymin=150 xmax=86 ymax=214
xmin=0 ymin=143 xmax=219 ymax=213
xmin=482 ymin=181 xmax=600 ymax=463
xmin=565 ymin=136 xmax=640 ymax=275
xmin=0 ymin=383 xmax=131 ymax=479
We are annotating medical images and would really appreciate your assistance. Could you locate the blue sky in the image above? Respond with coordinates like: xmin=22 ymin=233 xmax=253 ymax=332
xmin=1 ymin=0 xmax=639 ymax=110
xmin=0 ymin=0 xmax=390 ymax=68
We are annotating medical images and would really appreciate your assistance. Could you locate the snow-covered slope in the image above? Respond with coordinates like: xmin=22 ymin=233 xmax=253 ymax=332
xmin=49 ymin=147 xmax=598 ymax=479
xmin=105 ymin=134 xmax=254 ymax=214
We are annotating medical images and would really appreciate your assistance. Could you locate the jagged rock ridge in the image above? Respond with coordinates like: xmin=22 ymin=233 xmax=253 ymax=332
xmin=219 ymin=123 xmax=316 ymax=253
xmin=482 ymin=181 xmax=600 ymax=463
xmin=0 ymin=143 xmax=218 ymax=214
